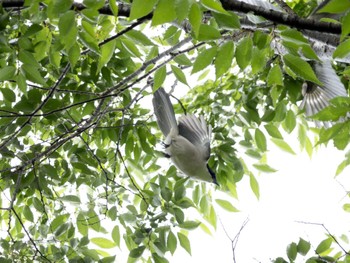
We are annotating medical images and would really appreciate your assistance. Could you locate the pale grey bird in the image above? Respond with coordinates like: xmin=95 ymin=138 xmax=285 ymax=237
xmin=152 ymin=88 xmax=217 ymax=185
xmin=300 ymin=60 xmax=347 ymax=127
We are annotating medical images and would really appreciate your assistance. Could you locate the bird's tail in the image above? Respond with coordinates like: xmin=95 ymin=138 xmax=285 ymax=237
xmin=152 ymin=88 xmax=178 ymax=137
xmin=301 ymin=59 xmax=347 ymax=126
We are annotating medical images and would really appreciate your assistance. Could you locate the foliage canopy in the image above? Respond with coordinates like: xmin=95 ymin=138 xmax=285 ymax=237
xmin=0 ymin=0 xmax=349 ymax=262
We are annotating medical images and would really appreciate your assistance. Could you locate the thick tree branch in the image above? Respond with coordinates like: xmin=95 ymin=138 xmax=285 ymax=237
xmin=2 ymin=0 xmax=342 ymax=35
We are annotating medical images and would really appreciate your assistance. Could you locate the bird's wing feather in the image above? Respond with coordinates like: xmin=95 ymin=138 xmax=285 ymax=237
xmin=178 ymin=114 xmax=211 ymax=160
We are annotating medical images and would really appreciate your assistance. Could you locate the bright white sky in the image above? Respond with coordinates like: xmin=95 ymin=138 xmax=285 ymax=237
xmin=173 ymin=136 xmax=350 ymax=262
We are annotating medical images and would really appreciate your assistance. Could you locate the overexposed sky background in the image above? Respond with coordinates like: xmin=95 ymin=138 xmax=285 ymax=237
xmin=172 ymin=135 xmax=350 ymax=262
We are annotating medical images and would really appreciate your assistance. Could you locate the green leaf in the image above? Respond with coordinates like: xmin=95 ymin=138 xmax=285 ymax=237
xmin=121 ymin=38 xmax=142 ymax=58
xmin=297 ymin=238 xmax=311 ymax=256
xmin=197 ymin=24 xmax=221 ymax=41
xmin=83 ymin=0 xmax=105 ymax=9
xmin=267 ymin=65 xmax=283 ymax=86
xmin=336 ymin=158 xmax=350 ymax=176
xmin=167 ymin=231 xmax=177 ymax=255
xmin=152 ymin=0 xmax=177 ymax=26
xmin=284 ymin=110 xmax=296 ymax=133
xmin=271 ymin=138 xmax=296 ymax=155
xmin=283 ymin=54 xmax=322 ymax=85
xmin=153 ymin=66 xmax=167 ymax=91
xmin=78 ymin=31 xmax=100 ymax=54
xmin=58 ymin=10 xmax=77 ymax=50
xmin=215 ymin=199 xmax=239 ymax=212
xmin=201 ymin=0 xmax=229 ymax=14
xmin=91 ymin=237 xmax=116 ymax=249
xmin=315 ymin=237 xmax=333 ymax=254
xmin=129 ymin=246 xmax=146 ymax=258
xmin=212 ymin=12 xmax=240 ymax=29
xmin=333 ymin=38 xmax=350 ymax=59
xmin=189 ymin=3 xmax=202 ymax=37
xmin=51 ymin=214 xmax=69 ymax=232
xmin=47 ymin=0 xmax=73 ymax=18
xmin=125 ymin=30 xmax=154 ymax=46
xmin=98 ymin=40 xmax=116 ymax=72
xmin=249 ymin=173 xmax=260 ymax=199
xmin=1 ymin=88 xmax=16 ymax=102
xmin=177 ymin=232 xmax=191 ymax=255
xmin=235 ymin=37 xmax=253 ymax=69
xmin=264 ymin=124 xmax=283 ymax=139
xmin=21 ymin=64 xmax=47 ymax=86
xmin=287 ymin=242 xmax=297 ymax=261
xmin=23 ymin=205 xmax=34 ymax=222
xmin=171 ymin=65 xmax=188 ymax=86
xmin=59 ymin=195 xmax=81 ymax=204
xmin=341 ymin=12 xmax=350 ymax=41
xmin=253 ymin=164 xmax=277 ymax=173
xmin=215 ymin=41 xmax=234 ymax=78
xmin=343 ymin=203 xmax=350 ymax=212
xmin=77 ymin=213 xmax=88 ymax=235
xmin=109 ymin=0 xmax=118 ymax=16
xmin=175 ymin=0 xmax=191 ymax=22
xmin=0 ymin=66 xmax=16 ymax=81
xmin=255 ymin=129 xmax=267 ymax=152
xmin=192 ymin=46 xmax=217 ymax=74
xmin=179 ymin=221 xmax=201 ymax=230
xmin=317 ymin=0 xmax=350 ymax=14
xmin=129 ymin=0 xmax=157 ymax=20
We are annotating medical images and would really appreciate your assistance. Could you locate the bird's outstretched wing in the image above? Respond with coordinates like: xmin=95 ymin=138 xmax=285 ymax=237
xmin=178 ymin=114 xmax=212 ymax=161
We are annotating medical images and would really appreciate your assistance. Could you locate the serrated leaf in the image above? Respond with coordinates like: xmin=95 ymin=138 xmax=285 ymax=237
xmin=152 ymin=0 xmax=177 ymax=26
xmin=235 ymin=37 xmax=253 ymax=70
xmin=192 ymin=46 xmax=216 ymax=74
xmin=267 ymin=65 xmax=283 ymax=86
xmin=0 ymin=66 xmax=16 ymax=81
xmin=315 ymin=237 xmax=332 ymax=254
xmin=91 ymin=237 xmax=116 ymax=249
xmin=129 ymin=0 xmax=157 ymax=20
xmin=215 ymin=199 xmax=239 ymax=212
xmin=215 ymin=41 xmax=234 ymax=78
xmin=58 ymin=10 xmax=77 ymax=50
xmin=283 ymin=54 xmax=322 ymax=85
xmin=171 ymin=65 xmax=188 ymax=86
xmin=271 ymin=138 xmax=296 ymax=155
xmin=177 ymin=232 xmax=191 ymax=255
xmin=255 ymin=129 xmax=267 ymax=152
xmin=153 ymin=66 xmax=167 ymax=91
